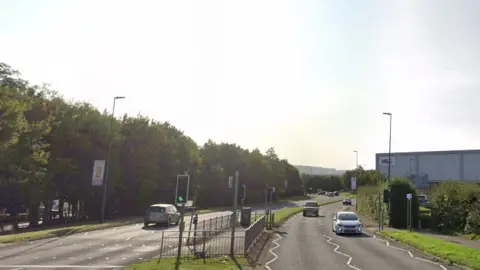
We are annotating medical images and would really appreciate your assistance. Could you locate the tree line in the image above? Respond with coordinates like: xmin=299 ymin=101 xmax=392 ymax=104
xmin=303 ymin=166 xmax=386 ymax=193
xmin=0 ymin=63 xmax=304 ymax=227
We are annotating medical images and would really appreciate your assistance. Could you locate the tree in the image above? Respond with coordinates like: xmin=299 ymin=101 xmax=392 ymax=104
xmin=0 ymin=62 xmax=305 ymax=228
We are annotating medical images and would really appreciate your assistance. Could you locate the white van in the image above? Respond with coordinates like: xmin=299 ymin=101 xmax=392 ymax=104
xmin=144 ymin=204 xmax=180 ymax=227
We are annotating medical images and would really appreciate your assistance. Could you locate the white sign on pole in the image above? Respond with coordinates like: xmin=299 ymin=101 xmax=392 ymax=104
xmin=406 ymin=193 xmax=412 ymax=200
xmin=271 ymin=187 xmax=276 ymax=193
xmin=228 ymin=176 xmax=233 ymax=188
xmin=92 ymin=160 xmax=106 ymax=186
xmin=350 ymin=177 xmax=357 ymax=190
xmin=379 ymin=156 xmax=395 ymax=166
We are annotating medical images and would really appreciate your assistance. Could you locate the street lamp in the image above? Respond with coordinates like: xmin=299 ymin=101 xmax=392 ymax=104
xmin=101 ymin=96 xmax=126 ymax=223
xmin=353 ymin=150 xmax=358 ymax=169
xmin=382 ymin=112 xmax=392 ymax=183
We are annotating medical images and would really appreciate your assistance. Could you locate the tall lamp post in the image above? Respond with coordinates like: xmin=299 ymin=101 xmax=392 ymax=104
xmin=101 ymin=96 xmax=126 ymax=223
xmin=353 ymin=150 xmax=358 ymax=169
xmin=382 ymin=112 xmax=392 ymax=183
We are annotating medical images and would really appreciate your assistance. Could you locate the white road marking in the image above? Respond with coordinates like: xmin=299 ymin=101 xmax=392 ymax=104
xmin=0 ymin=266 xmax=123 ymax=269
xmin=126 ymin=237 xmax=132 ymax=241
xmin=373 ymin=235 xmax=447 ymax=270
xmin=265 ymin=233 xmax=282 ymax=270
xmin=9 ymin=268 xmax=23 ymax=270
xmin=323 ymin=235 xmax=362 ymax=270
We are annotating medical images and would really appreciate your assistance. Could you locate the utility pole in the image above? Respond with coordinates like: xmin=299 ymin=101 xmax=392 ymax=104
xmin=101 ymin=96 xmax=125 ymax=223
xmin=230 ymin=170 xmax=239 ymax=256
xmin=353 ymin=150 xmax=358 ymax=169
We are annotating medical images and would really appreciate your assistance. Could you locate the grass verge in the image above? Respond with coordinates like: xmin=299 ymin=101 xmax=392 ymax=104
xmin=0 ymin=219 xmax=142 ymax=244
xmin=125 ymin=256 xmax=248 ymax=270
xmin=278 ymin=195 xmax=313 ymax=202
xmin=340 ymin=192 xmax=357 ymax=198
xmin=379 ymin=230 xmax=480 ymax=270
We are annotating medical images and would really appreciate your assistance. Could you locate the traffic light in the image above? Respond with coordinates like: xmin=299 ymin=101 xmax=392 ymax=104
xmin=175 ymin=174 xmax=190 ymax=205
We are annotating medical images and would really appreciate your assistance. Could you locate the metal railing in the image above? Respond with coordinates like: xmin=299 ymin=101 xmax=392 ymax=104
xmin=244 ymin=215 xmax=266 ymax=254
xmin=158 ymin=231 xmax=245 ymax=258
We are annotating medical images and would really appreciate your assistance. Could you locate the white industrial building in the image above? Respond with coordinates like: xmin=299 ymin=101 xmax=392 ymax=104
xmin=375 ymin=150 xmax=480 ymax=188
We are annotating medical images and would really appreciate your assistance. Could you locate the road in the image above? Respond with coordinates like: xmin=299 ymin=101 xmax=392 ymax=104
xmin=0 ymin=210 xmax=234 ymax=270
xmin=0 ymin=195 xmax=342 ymax=269
xmin=263 ymin=201 xmax=456 ymax=270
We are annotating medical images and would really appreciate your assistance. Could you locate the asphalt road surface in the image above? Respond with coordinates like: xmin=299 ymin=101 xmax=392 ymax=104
xmin=0 ymin=211 xmax=234 ymax=270
xmin=264 ymin=201 xmax=456 ymax=270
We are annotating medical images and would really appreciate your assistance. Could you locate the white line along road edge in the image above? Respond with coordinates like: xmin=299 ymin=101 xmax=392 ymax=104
xmin=323 ymin=235 xmax=362 ymax=270
xmin=0 ymin=265 xmax=123 ymax=269
xmin=264 ymin=233 xmax=282 ymax=270
xmin=372 ymin=235 xmax=447 ymax=270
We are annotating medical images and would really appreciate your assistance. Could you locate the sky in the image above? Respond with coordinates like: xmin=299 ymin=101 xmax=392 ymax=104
xmin=1 ymin=0 xmax=480 ymax=170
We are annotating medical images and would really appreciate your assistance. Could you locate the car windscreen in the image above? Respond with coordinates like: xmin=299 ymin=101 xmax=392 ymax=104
xmin=337 ymin=213 xmax=358 ymax=220
xmin=148 ymin=206 xmax=166 ymax=213
xmin=305 ymin=202 xmax=319 ymax=207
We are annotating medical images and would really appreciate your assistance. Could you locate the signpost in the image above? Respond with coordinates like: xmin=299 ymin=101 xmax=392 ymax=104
xmin=406 ymin=193 xmax=412 ymax=231
xmin=241 ymin=184 xmax=246 ymax=209
xmin=175 ymin=173 xmax=190 ymax=268
xmin=230 ymin=171 xmax=239 ymax=256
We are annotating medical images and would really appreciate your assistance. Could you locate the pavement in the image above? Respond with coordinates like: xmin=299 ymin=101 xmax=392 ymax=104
xmin=262 ymin=201 xmax=460 ymax=270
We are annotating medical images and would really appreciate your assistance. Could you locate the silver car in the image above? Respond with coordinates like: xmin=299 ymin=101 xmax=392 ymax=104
xmin=332 ymin=211 xmax=362 ymax=235
xmin=144 ymin=204 xmax=180 ymax=227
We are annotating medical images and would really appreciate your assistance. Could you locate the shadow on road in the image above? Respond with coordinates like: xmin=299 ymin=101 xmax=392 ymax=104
xmin=338 ymin=232 xmax=370 ymax=238
xmin=273 ymin=230 xmax=288 ymax=236
xmin=141 ymin=224 xmax=179 ymax=231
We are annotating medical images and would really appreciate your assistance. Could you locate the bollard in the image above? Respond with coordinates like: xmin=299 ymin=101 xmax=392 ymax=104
xmin=159 ymin=231 xmax=165 ymax=259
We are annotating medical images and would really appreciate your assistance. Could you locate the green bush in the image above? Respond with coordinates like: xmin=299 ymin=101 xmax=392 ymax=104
xmin=430 ymin=181 xmax=476 ymax=234
xmin=356 ymin=184 xmax=388 ymax=225
xmin=388 ymin=178 xmax=418 ymax=229
xmin=464 ymin=195 xmax=480 ymax=235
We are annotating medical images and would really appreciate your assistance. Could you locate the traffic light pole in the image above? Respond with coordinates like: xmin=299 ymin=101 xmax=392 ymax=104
xmin=175 ymin=173 xmax=190 ymax=269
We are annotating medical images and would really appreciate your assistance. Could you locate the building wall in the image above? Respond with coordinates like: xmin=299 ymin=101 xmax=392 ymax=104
xmin=376 ymin=150 xmax=480 ymax=186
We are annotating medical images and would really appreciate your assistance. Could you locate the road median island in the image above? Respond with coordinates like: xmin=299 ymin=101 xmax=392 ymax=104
xmin=125 ymin=255 xmax=251 ymax=269
xmin=378 ymin=230 xmax=480 ymax=270
xmin=0 ymin=218 xmax=142 ymax=244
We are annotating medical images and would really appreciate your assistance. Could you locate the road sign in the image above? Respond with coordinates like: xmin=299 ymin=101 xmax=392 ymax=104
xmin=228 ymin=176 xmax=233 ymax=188
xmin=350 ymin=177 xmax=357 ymax=190
xmin=92 ymin=160 xmax=106 ymax=186
xmin=406 ymin=193 xmax=412 ymax=200
xmin=271 ymin=187 xmax=275 ymax=193
xmin=176 ymin=174 xmax=190 ymax=204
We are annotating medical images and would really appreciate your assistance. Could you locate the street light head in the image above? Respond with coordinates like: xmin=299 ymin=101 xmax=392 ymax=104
xmin=353 ymin=150 xmax=358 ymax=153
xmin=114 ymin=96 xmax=126 ymax=100
xmin=382 ymin=112 xmax=391 ymax=116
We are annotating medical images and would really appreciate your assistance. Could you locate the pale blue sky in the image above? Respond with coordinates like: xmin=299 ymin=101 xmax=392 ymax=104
xmin=1 ymin=0 xmax=480 ymax=170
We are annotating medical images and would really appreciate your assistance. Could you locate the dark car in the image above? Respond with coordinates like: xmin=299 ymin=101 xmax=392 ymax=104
xmin=303 ymin=201 xmax=319 ymax=217
xmin=342 ymin=198 xmax=352 ymax=205
xmin=334 ymin=191 xmax=339 ymax=196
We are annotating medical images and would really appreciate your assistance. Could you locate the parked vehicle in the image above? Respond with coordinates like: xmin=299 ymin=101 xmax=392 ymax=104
xmin=342 ymin=198 xmax=352 ymax=205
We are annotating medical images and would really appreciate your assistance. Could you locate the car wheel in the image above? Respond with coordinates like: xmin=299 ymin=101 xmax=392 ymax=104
xmin=303 ymin=212 xmax=306 ymax=217
xmin=144 ymin=222 xmax=149 ymax=227
xmin=315 ymin=213 xmax=319 ymax=217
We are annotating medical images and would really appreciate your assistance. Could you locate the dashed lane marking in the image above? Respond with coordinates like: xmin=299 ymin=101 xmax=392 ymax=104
xmin=265 ymin=233 xmax=282 ymax=270
xmin=323 ymin=235 xmax=362 ymax=270
xmin=372 ymin=235 xmax=447 ymax=270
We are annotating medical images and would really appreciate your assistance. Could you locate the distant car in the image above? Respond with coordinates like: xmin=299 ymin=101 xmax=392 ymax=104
xmin=328 ymin=192 xmax=334 ymax=197
xmin=334 ymin=191 xmax=339 ymax=196
xmin=342 ymin=198 xmax=352 ymax=205
xmin=303 ymin=201 xmax=320 ymax=217
xmin=144 ymin=204 xmax=180 ymax=227
xmin=332 ymin=211 xmax=362 ymax=235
